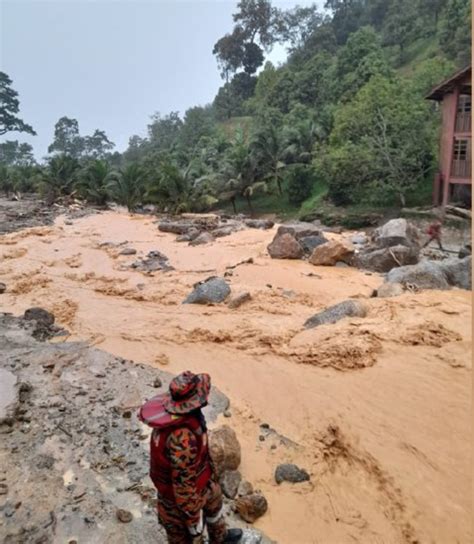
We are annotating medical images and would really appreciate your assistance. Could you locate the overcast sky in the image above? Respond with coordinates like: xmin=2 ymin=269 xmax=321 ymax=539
xmin=0 ymin=0 xmax=320 ymax=159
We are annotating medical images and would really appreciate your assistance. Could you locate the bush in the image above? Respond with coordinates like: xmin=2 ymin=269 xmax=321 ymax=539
xmin=287 ymin=164 xmax=315 ymax=205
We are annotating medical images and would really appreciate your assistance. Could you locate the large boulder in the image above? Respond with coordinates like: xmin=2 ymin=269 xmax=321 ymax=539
xmin=209 ymin=425 xmax=241 ymax=478
xmin=277 ymin=222 xmax=321 ymax=240
xmin=235 ymin=493 xmax=268 ymax=523
xmin=373 ymin=218 xmax=420 ymax=248
xmin=355 ymin=245 xmax=419 ymax=273
xmin=439 ymin=256 xmax=471 ymax=290
xmin=267 ymin=233 xmax=304 ymax=260
xmin=299 ymin=235 xmax=328 ymax=254
xmin=183 ymin=277 xmax=231 ymax=304
xmin=386 ymin=261 xmax=449 ymax=289
xmin=275 ymin=464 xmax=310 ymax=484
xmin=304 ymin=300 xmax=368 ymax=329
xmin=309 ymin=240 xmax=354 ymax=266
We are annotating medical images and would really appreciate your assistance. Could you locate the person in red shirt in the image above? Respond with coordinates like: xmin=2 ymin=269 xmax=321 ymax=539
xmin=423 ymin=220 xmax=444 ymax=250
xmin=140 ymin=371 xmax=243 ymax=544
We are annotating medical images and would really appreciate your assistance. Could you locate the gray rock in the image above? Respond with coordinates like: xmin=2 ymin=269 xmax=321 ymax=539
xmin=386 ymin=260 xmax=449 ymax=289
xmin=131 ymin=250 xmax=172 ymax=273
xmin=184 ymin=277 xmax=231 ymax=304
xmin=439 ymin=256 xmax=471 ymax=290
xmin=116 ymin=508 xmax=133 ymax=523
xmin=24 ymin=308 xmax=55 ymax=327
xmin=299 ymin=235 xmax=328 ymax=254
xmin=244 ymin=219 xmax=274 ymax=230
xmin=228 ymin=292 xmax=251 ymax=309
xmin=373 ymin=218 xmax=420 ymax=248
xmin=158 ymin=221 xmax=193 ymax=235
xmin=176 ymin=233 xmax=192 ymax=242
xmin=267 ymin=233 xmax=304 ymax=259
xmin=458 ymin=244 xmax=471 ymax=259
xmin=304 ymin=300 xmax=368 ymax=329
xmin=277 ymin=222 xmax=321 ymax=240
xmin=212 ymin=226 xmax=235 ymax=238
xmin=189 ymin=232 xmax=214 ymax=246
xmin=376 ymin=282 xmax=404 ymax=298
xmin=356 ymin=245 xmax=419 ymax=273
xmin=0 ymin=282 xmax=6 ymax=294
xmin=309 ymin=240 xmax=354 ymax=266
xmin=119 ymin=247 xmax=137 ymax=256
xmin=220 ymin=470 xmax=242 ymax=499
xmin=275 ymin=464 xmax=310 ymax=484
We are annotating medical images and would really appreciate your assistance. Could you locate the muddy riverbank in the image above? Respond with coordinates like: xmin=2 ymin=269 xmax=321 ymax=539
xmin=0 ymin=204 xmax=471 ymax=543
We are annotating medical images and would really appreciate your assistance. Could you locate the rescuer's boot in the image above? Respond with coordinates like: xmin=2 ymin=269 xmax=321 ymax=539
xmin=223 ymin=528 xmax=243 ymax=543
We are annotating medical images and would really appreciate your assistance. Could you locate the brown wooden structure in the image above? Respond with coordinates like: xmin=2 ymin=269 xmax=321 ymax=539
xmin=427 ymin=65 xmax=471 ymax=207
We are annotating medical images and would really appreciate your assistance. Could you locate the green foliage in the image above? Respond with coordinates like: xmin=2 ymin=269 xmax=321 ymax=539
xmin=0 ymin=72 xmax=36 ymax=136
xmin=0 ymin=140 xmax=35 ymax=166
xmin=321 ymin=75 xmax=436 ymax=207
xmin=48 ymin=117 xmax=115 ymax=160
xmin=439 ymin=0 xmax=471 ymax=65
xmin=107 ymin=163 xmax=146 ymax=212
xmin=287 ymin=164 xmax=315 ymax=205
xmin=39 ymin=155 xmax=81 ymax=203
xmin=76 ymin=160 xmax=112 ymax=206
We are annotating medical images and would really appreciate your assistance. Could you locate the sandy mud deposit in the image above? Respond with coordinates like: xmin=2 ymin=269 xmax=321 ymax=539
xmin=0 ymin=209 xmax=471 ymax=543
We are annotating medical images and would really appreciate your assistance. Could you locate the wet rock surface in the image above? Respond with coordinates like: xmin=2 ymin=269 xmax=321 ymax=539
xmin=386 ymin=257 xmax=471 ymax=290
xmin=356 ymin=245 xmax=420 ymax=273
xmin=309 ymin=240 xmax=354 ymax=266
xmin=235 ymin=493 xmax=268 ymax=523
xmin=275 ymin=464 xmax=310 ymax=484
xmin=373 ymin=218 xmax=420 ymax=248
xmin=209 ymin=425 xmax=242 ymax=478
xmin=276 ymin=222 xmax=322 ymax=240
xmin=131 ymin=250 xmax=173 ymax=273
xmin=183 ymin=277 xmax=231 ymax=304
xmin=228 ymin=292 xmax=252 ymax=309
xmin=0 ymin=312 xmax=231 ymax=544
xmin=267 ymin=233 xmax=304 ymax=260
xmin=304 ymin=300 xmax=368 ymax=329
xmin=220 ymin=470 xmax=242 ymax=499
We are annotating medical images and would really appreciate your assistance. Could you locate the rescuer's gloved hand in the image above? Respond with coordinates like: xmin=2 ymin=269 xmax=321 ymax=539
xmin=188 ymin=510 xmax=204 ymax=543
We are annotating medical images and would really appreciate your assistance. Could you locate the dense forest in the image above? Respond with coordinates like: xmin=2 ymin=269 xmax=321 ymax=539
xmin=0 ymin=0 xmax=471 ymax=217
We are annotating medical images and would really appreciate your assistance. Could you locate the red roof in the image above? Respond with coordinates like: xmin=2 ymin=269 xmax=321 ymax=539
xmin=426 ymin=65 xmax=471 ymax=101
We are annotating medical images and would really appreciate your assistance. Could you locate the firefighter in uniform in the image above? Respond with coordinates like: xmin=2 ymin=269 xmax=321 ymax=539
xmin=140 ymin=371 xmax=243 ymax=544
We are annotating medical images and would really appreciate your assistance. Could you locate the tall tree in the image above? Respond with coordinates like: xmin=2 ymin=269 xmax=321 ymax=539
xmin=0 ymin=140 xmax=35 ymax=166
xmin=48 ymin=117 xmax=84 ymax=158
xmin=83 ymin=129 xmax=115 ymax=159
xmin=0 ymin=72 xmax=36 ymax=136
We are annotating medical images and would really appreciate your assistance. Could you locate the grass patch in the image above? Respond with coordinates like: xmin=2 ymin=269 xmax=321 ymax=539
xmin=217 ymin=116 xmax=253 ymax=141
xmin=298 ymin=181 xmax=328 ymax=218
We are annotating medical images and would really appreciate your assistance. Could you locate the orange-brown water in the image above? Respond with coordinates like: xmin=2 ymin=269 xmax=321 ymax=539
xmin=0 ymin=211 xmax=471 ymax=543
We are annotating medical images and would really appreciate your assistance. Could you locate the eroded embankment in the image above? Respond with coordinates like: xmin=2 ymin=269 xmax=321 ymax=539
xmin=0 ymin=210 xmax=471 ymax=543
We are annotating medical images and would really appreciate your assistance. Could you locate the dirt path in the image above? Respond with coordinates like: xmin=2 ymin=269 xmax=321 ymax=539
xmin=0 ymin=210 xmax=471 ymax=543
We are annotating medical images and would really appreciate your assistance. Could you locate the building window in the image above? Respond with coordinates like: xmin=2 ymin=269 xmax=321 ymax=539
xmin=453 ymin=139 xmax=468 ymax=161
xmin=457 ymin=94 xmax=471 ymax=113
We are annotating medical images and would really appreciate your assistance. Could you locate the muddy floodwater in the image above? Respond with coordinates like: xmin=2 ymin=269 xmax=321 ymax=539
xmin=0 ymin=210 xmax=471 ymax=543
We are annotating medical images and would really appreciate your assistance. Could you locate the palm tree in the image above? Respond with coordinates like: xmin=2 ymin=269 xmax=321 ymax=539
xmin=76 ymin=160 xmax=112 ymax=206
xmin=283 ymin=119 xmax=322 ymax=164
xmin=219 ymin=129 xmax=266 ymax=215
xmin=251 ymin=124 xmax=287 ymax=195
xmin=108 ymin=163 xmax=145 ymax=212
xmin=39 ymin=155 xmax=80 ymax=204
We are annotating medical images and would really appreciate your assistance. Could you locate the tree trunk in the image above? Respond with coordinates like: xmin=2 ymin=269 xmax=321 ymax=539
xmin=399 ymin=192 xmax=406 ymax=207
xmin=246 ymin=193 xmax=253 ymax=215
xmin=230 ymin=196 xmax=237 ymax=215
xmin=275 ymin=173 xmax=282 ymax=196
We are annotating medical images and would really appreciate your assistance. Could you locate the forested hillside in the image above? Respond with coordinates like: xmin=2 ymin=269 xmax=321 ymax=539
xmin=0 ymin=0 xmax=471 ymax=216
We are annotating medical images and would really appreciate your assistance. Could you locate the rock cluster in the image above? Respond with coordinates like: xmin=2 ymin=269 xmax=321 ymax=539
xmin=355 ymin=218 xmax=421 ymax=273
xmin=209 ymin=425 xmax=268 ymax=525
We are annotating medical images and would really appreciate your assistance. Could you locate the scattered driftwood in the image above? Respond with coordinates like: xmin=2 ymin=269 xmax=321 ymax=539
xmin=226 ymin=257 xmax=254 ymax=270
